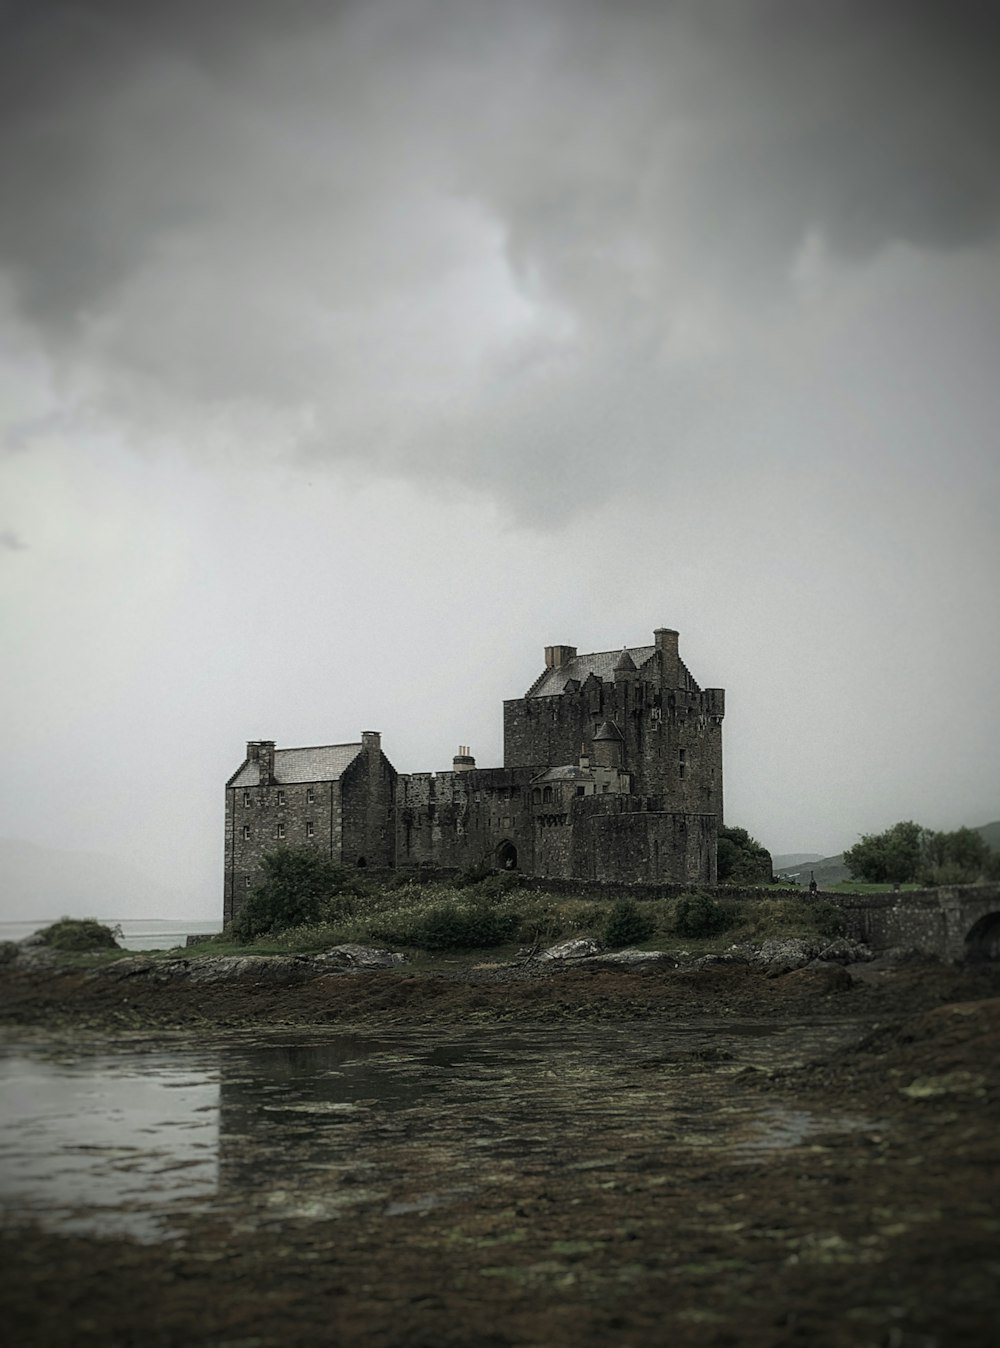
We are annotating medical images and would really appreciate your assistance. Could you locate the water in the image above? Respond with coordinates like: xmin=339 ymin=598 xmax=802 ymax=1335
xmin=0 ymin=918 xmax=222 ymax=951
xmin=0 ymin=1022 xmax=879 ymax=1242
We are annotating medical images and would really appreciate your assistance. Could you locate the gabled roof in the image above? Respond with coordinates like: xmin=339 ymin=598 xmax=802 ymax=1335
xmin=229 ymin=743 xmax=362 ymax=788
xmin=528 ymin=646 xmax=655 ymax=697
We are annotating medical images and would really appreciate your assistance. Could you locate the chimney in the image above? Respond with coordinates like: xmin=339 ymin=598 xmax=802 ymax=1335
xmin=452 ymin=744 xmax=476 ymax=773
xmin=545 ymin=644 xmax=577 ymax=669
xmin=654 ymin=628 xmax=680 ymax=687
xmin=361 ymin=730 xmax=381 ymax=757
xmin=247 ymin=740 xmax=275 ymax=785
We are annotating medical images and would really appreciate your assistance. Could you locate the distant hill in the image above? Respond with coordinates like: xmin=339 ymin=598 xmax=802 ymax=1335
xmin=772 ymin=853 xmax=823 ymax=871
xmin=0 ymin=838 xmax=185 ymax=923
xmin=775 ymin=821 xmax=999 ymax=887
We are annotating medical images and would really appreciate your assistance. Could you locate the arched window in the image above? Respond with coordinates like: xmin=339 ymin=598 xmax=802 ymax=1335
xmin=543 ymin=786 xmax=552 ymax=803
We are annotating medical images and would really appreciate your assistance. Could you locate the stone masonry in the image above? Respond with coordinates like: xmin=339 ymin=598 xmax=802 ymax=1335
xmin=224 ymin=628 xmax=725 ymax=922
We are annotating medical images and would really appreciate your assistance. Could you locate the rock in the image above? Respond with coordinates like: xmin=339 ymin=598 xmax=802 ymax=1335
xmin=685 ymin=952 xmax=748 ymax=969
xmin=0 ymin=941 xmax=20 ymax=966
xmin=537 ymin=937 xmax=602 ymax=962
xmin=581 ymin=949 xmax=677 ymax=969
xmin=18 ymin=931 xmax=47 ymax=948
xmin=748 ymin=938 xmax=820 ymax=970
xmin=315 ymin=944 xmax=407 ymax=970
xmin=816 ymin=938 xmax=873 ymax=965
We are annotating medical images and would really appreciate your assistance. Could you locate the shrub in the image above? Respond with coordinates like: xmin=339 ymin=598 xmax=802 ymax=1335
xmin=402 ymin=901 xmax=520 ymax=951
xmin=235 ymin=848 xmax=358 ymax=942
xmin=674 ymin=892 xmax=734 ymax=938
xmin=39 ymin=917 xmax=121 ymax=951
xmin=603 ymin=898 xmax=656 ymax=948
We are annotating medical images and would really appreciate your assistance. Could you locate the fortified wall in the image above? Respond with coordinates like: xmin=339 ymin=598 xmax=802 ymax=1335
xmin=224 ymin=627 xmax=725 ymax=919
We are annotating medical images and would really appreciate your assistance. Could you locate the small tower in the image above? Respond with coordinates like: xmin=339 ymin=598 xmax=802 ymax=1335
xmin=592 ymin=720 xmax=624 ymax=769
xmin=613 ymin=647 xmax=637 ymax=679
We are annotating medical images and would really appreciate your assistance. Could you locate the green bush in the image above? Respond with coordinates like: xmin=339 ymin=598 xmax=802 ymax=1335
xmin=674 ymin=892 xmax=734 ymax=938
xmin=39 ymin=917 xmax=121 ymax=951
xmin=603 ymin=898 xmax=656 ymax=948
xmin=235 ymin=848 xmax=358 ymax=942
xmin=395 ymin=901 xmax=520 ymax=951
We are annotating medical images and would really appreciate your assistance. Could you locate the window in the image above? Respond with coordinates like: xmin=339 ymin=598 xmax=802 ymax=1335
xmin=243 ymin=791 xmax=252 ymax=807
xmin=276 ymin=789 xmax=286 ymax=806
xmin=532 ymin=788 xmax=541 ymax=804
xmin=306 ymin=787 xmax=315 ymax=805
xmin=277 ymin=822 xmax=286 ymax=840
xmin=543 ymin=786 xmax=552 ymax=803
xmin=679 ymin=748 xmax=687 ymax=781
xmin=576 ymin=786 xmax=585 ymax=797
xmin=305 ymin=821 xmax=315 ymax=839
xmin=244 ymin=874 xmax=252 ymax=888
xmin=242 ymin=824 xmax=251 ymax=840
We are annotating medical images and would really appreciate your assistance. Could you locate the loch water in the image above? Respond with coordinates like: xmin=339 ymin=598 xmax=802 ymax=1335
xmin=0 ymin=1021 xmax=878 ymax=1243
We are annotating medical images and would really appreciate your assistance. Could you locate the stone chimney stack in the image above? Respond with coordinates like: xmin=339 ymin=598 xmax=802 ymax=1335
xmin=452 ymin=745 xmax=476 ymax=773
xmin=545 ymin=644 xmax=577 ymax=669
xmin=246 ymin=740 xmax=275 ymax=785
xmin=654 ymin=628 xmax=680 ymax=687
xmin=361 ymin=731 xmax=381 ymax=758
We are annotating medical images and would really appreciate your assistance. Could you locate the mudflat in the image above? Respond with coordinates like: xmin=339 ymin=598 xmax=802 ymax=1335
xmin=1 ymin=958 xmax=998 ymax=1347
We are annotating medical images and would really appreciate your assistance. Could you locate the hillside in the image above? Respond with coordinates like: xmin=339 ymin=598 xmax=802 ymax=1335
xmin=776 ymin=821 xmax=1000 ymax=886
xmin=771 ymin=853 xmax=823 ymax=871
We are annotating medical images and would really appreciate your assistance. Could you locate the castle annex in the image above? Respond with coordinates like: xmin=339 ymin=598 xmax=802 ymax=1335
xmin=223 ymin=628 xmax=724 ymax=922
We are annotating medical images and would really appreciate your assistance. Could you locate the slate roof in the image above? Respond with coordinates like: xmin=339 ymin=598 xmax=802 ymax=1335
xmin=230 ymin=743 xmax=362 ymax=787
xmin=528 ymin=646 xmax=655 ymax=697
xmin=534 ymin=764 xmax=595 ymax=782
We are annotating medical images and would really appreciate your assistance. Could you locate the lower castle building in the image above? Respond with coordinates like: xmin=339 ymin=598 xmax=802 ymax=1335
xmin=223 ymin=627 xmax=724 ymax=923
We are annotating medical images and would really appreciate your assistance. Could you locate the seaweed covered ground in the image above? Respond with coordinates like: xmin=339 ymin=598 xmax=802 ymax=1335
xmin=1 ymin=958 xmax=998 ymax=1347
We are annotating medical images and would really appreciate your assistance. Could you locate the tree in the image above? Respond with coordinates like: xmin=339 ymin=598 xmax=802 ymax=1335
xmin=234 ymin=848 xmax=356 ymax=941
xmin=844 ymin=821 xmax=926 ymax=884
xmin=921 ymin=827 xmax=990 ymax=885
xmin=716 ymin=826 xmax=773 ymax=884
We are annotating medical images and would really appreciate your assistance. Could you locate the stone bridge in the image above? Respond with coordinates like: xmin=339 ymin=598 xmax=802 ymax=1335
xmin=832 ymin=884 xmax=1000 ymax=962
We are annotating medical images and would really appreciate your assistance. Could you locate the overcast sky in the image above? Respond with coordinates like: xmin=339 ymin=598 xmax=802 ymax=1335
xmin=2 ymin=1 xmax=999 ymax=918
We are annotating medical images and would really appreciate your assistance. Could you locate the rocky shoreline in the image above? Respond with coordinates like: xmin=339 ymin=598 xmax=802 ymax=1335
xmin=2 ymin=942 xmax=999 ymax=1346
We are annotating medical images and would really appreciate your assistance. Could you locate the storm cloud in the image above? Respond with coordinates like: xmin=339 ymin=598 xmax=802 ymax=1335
xmin=3 ymin=0 xmax=999 ymax=516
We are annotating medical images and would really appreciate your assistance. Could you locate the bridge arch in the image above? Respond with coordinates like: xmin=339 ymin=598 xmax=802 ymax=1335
xmin=964 ymin=911 xmax=1000 ymax=961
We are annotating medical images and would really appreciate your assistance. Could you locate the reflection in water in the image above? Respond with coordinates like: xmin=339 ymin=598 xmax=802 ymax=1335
xmin=0 ymin=1021 xmax=879 ymax=1241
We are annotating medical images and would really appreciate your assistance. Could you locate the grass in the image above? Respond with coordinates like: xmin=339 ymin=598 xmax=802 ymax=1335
xmin=21 ymin=882 xmax=855 ymax=968
xmin=178 ymin=881 xmax=847 ymax=961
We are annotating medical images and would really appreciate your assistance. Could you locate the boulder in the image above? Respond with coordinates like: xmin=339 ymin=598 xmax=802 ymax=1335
xmin=816 ymin=938 xmax=873 ymax=965
xmin=749 ymin=938 xmax=820 ymax=970
xmin=315 ymin=944 xmax=407 ymax=970
xmin=582 ymin=948 xmax=677 ymax=969
xmin=537 ymin=937 xmax=602 ymax=962
xmin=0 ymin=940 xmax=20 ymax=966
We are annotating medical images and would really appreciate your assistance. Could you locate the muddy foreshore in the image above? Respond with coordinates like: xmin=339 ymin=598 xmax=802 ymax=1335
xmin=1 ymin=956 xmax=999 ymax=1347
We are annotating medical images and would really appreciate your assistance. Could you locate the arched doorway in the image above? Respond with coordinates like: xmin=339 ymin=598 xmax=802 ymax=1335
xmin=965 ymin=911 xmax=1000 ymax=961
xmin=496 ymin=840 xmax=518 ymax=871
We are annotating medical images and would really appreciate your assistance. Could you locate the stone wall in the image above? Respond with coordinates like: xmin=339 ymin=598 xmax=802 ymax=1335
xmin=224 ymin=778 xmax=339 ymax=924
xmin=341 ymin=737 xmax=396 ymax=869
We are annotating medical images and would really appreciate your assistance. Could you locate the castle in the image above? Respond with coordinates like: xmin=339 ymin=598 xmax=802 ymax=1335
xmin=223 ymin=627 xmax=725 ymax=923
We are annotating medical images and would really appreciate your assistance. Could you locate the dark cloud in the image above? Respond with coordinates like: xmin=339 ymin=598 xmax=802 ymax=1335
xmin=1 ymin=0 xmax=999 ymax=516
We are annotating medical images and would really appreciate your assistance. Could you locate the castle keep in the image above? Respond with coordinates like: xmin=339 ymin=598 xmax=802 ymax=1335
xmin=223 ymin=628 xmax=725 ymax=922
